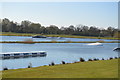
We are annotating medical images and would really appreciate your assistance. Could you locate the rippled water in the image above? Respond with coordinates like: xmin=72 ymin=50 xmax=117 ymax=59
xmin=1 ymin=43 xmax=118 ymax=70
xmin=0 ymin=36 xmax=118 ymax=42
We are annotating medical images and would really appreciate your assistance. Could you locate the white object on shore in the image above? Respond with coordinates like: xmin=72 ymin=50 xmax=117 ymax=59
xmin=87 ymin=42 xmax=103 ymax=46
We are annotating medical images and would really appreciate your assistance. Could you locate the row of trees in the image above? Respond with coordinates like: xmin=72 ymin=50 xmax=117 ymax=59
xmin=0 ymin=18 xmax=120 ymax=37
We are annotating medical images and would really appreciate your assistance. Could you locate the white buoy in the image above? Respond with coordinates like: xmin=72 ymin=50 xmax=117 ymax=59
xmin=87 ymin=42 xmax=103 ymax=46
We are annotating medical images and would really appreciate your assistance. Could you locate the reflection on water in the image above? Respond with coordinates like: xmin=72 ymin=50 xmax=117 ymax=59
xmin=1 ymin=43 xmax=118 ymax=70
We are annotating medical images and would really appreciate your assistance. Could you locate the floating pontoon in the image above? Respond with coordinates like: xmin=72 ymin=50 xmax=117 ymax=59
xmin=0 ymin=51 xmax=47 ymax=59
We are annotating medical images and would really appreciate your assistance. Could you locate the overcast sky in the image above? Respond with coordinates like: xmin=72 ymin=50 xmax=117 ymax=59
xmin=1 ymin=2 xmax=118 ymax=29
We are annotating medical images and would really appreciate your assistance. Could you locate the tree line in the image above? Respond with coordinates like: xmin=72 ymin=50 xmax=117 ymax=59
xmin=0 ymin=18 xmax=120 ymax=38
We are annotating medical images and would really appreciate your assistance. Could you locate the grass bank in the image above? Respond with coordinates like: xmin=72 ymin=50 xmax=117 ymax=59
xmin=1 ymin=32 xmax=119 ymax=40
xmin=2 ymin=59 xmax=118 ymax=78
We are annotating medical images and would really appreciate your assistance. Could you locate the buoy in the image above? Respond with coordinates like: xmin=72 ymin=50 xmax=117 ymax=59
xmin=87 ymin=42 xmax=103 ymax=46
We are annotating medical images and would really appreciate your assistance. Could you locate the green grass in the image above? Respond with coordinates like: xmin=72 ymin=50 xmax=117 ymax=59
xmin=2 ymin=59 xmax=118 ymax=78
xmin=0 ymin=32 xmax=119 ymax=40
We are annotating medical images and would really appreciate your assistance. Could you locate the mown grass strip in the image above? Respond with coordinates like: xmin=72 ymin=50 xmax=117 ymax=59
xmin=2 ymin=59 xmax=118 ymax=78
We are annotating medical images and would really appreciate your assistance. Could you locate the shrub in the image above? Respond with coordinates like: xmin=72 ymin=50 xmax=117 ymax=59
xmin=80 ymin=58 xmax=85 ymax=62
xmin=109 ymin=57 xmax=113 ymax=60
xmin=3 ymin=67 xmax=8 ymax=70
xmin=114 ymin=57 xmax=118 ymax=59
xmin=62 ymin=61 xmax=66 ymax=64
xmin=102 ymin=58 xmax=104 ymax=60
xmin=88 ymin=59 xmax=93 ymax=61
xmin=74 ymin=61 xmax=79 ymax=63
xmin=51 ymin=62 xmax=55 ymax=66
xmin=96 ymin=58 xmax=99 ymax=60
xmin=93 ymin=58 xmax=97 ymax=61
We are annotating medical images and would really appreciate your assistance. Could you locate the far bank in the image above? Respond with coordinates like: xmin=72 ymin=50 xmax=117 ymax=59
xmin=0 ymin=32 xmax=119 ymax=40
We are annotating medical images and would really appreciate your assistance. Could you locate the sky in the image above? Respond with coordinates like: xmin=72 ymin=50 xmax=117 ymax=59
xmin=1 ymin=2 xmax=118 ymax=29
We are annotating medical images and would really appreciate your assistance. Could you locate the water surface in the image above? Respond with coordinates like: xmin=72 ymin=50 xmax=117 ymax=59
xmin=1 ymin=43 xmax=118 ymax=70
xmin=0 ymin=36 xmax=118 ymax=42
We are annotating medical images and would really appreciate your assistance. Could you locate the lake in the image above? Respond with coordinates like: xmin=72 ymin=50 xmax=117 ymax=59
xmin=1 ymin=42 xmax=119 ymax=70
xmin=0 ymin=36 xmax=118 ymax=42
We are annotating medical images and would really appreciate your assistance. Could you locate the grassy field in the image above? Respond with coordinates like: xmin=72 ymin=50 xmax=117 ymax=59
xmin=2 ymin=59 xmax=118 ymax=78
xmin=0 ymin=32 xmax=119 ymax=40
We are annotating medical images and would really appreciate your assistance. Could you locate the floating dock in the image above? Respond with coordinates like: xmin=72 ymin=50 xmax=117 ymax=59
xmin=0 ymin=51 xmax=47 ymax=59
